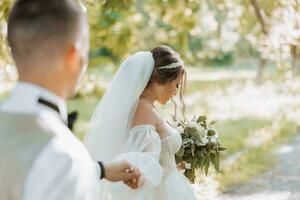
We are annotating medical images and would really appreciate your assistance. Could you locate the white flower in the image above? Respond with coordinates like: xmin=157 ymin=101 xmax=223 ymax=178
xmin=210 ymin=137 xmax=218 ymax=143
xmin=175 ymin=126 xmax=184 ymax=133
xmin=189 ymin=121 xmax=198 ymax=128
xmin=201 ymin=137 xmax=209 ymax=145
xmin=198 ymin=129 xmax=207 ymax=140
xmin=196 ymin=124 xmax=206 ymax=132
xmin=184 ymin=162 xmax=192 ymax=169
xmin=208 ymin=133 xmax=219 ymax=144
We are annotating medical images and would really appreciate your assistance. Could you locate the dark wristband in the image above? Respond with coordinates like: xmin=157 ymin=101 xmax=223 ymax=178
xmin=98 ymin=161 xmax=105 ymax=179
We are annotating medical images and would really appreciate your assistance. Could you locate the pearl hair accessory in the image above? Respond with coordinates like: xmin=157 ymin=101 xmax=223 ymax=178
xmin=157 ymin=60 xmax=183 ymax=70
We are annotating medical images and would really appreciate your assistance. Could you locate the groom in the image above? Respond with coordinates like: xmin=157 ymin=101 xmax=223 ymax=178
xmin=0 ymin=0 xmax=141 ymax=199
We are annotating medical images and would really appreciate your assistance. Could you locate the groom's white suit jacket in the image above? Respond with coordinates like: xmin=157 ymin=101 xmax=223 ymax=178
xmin=0 ymin=82 xmax=101 ymax=200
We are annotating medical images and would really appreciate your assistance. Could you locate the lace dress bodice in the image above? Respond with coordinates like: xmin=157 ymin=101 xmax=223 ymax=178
xmin=159 ymin=127 xmax=182 ymax=180
xmin=153 ymin=127 xmax=196 ymax=200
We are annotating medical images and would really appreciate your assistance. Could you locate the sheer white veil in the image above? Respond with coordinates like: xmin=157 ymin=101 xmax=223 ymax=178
xmin=83 ymin=51 xmax=154 ymax=163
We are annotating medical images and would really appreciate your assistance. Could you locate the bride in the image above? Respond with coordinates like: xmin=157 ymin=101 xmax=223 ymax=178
xmin=84 ymin=45 xmax=196 ymax=200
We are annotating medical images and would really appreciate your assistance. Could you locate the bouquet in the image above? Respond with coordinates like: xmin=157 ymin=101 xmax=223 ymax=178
xmin=173 ymin=116 xmax=226 ymax=183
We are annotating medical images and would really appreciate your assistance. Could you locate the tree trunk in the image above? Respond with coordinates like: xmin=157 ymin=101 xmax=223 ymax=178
xmin=249 ymin=0 xmax=268 ymax=35
xmin=256 ymin=58 xmax=267 ymax=85
xmin=291 ymin=45 xmax=300 ymax=76
xmin=249 ymin=0 xmax=268 ymax=84
xmin=292 ymin=1 xmax=300 ymax=76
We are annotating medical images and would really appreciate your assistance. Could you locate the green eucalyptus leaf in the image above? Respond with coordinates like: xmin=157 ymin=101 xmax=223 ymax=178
xmin=205 ymin=156 xmax=210 ymax=176
xmin=211 ymin=153 xmax=219 ymax=172
xmin=209 ymin=120 xmax=217 ymax=126
xmin=176 ymin=146 xmax=185 ymax=157
xmin=207 ymin=129 xmax=217 ymax=136
xmin=191 ymin=144 xmax=195 ymax=157
xmin=218 ymin=147 xmax=227 ymax=151
xmin=197 ymin=116 xmax=207 ymax=123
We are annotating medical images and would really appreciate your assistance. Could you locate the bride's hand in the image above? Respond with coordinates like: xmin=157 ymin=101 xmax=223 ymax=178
xmin=124 ymin=174 xmax=145 ymax=189
xmin=104 ymin=160 xmax=141 ymax=189
xmin=177 ymin=161 xmax=185 ymax=170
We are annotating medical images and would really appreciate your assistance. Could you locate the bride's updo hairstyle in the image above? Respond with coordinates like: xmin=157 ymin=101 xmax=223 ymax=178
xmin=150 ymin=45 xmax=186 ymax=119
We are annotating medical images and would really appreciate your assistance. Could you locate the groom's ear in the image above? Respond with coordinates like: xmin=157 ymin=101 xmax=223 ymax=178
xmin=64 ymin=43 xmax=81 ymax=73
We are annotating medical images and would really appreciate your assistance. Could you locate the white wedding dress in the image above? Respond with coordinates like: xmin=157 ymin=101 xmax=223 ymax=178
xmin=106 ymin=124 xmax=196 ymax=200
xmin=153 ymin=125 xmax=196 ymax=200
xmin=83 ymin=51 xmax=196 ymax=200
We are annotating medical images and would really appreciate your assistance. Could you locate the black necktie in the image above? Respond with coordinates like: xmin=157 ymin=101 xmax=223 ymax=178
xmin=67 ymin=111 xmax=78 ymax=131
xmin=38 ymin=98 xmax=78 ymax=131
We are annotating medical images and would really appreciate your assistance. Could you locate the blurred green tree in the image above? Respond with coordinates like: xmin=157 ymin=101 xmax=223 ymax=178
xmin=0 ymin=0 xmax=12 ymax=65
xmin=0 ymin=0 xmax=299 ymax=83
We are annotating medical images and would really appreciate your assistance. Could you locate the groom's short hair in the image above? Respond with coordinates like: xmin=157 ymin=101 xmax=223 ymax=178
xmin=7 ymin=0 xmax=86 ymax=66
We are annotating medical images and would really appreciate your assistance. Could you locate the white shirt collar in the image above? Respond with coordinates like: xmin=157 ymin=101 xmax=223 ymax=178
xmin=2 ymin=81 xmax=68 ymax=122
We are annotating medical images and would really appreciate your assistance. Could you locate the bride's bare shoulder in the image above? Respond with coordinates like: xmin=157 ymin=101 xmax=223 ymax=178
xmin=132 ymin=100 xmax=159 ymax=127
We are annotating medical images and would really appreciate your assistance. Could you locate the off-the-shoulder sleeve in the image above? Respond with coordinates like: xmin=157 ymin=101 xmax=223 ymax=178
xmin=106 ymin=125 xmax=162 ymax=200
xmin=121 ymin=125 xmax=161 ymax=159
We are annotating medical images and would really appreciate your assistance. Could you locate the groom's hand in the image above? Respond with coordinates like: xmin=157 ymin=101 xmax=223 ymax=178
xmin=104 ymin=160 xmax=142 ymax=189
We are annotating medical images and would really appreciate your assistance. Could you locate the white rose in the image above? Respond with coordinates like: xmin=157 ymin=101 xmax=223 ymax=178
xmin=208 ymin=133 xmax=219 ymax=143
xmin=196 ymin=124 xmax=205 ymax=132
xmin=210 ymin=137 xmax=217 ymax=143
xmin=202 ymin=137 xmax=209 ymax=145
xmin=184 ymin=162 xmax=192 ymax=169
xmin=189 ymin=121 xmax=198 ymax=128
xmin=198 ymin=129 xmax=207 ymax=139
xmin=175 ymin=126 xmax=184 ymax=133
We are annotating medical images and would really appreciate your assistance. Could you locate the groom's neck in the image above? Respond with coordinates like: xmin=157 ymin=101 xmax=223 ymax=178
xmin=19 ymin=74 xmax=68 ymax=100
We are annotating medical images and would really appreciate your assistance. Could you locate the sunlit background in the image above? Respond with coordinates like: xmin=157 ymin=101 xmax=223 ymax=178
xmin=1 ymin=0 xmax=300 ymax=199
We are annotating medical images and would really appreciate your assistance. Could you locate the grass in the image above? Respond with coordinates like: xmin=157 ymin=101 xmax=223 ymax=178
xmin=217 ymin=147 xmax=275 ymax=191
xmin=214 ymin=117 xmax=272 ymax=156
xmin=216 ymin=117 xmax=299 ymax=191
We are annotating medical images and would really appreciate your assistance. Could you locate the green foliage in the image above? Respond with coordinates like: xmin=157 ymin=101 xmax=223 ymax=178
xmin=85 ymin=0 xmax=244 ymax=66
xmin=1 ymin=0 xmax=297 ymax=72
xmin=175 ymin=116 xmax=225 ymax=183
xmin=0 ymin=0 xmax=13 ymax=65
xmin=87 ymin=0 xmax=136 ymax=64
xmin=209 ymin=52 xmax=235 ymax=65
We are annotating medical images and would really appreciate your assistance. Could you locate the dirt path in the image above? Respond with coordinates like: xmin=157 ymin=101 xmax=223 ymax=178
xmin=216 ymin=135 xmax=300 ymax=200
